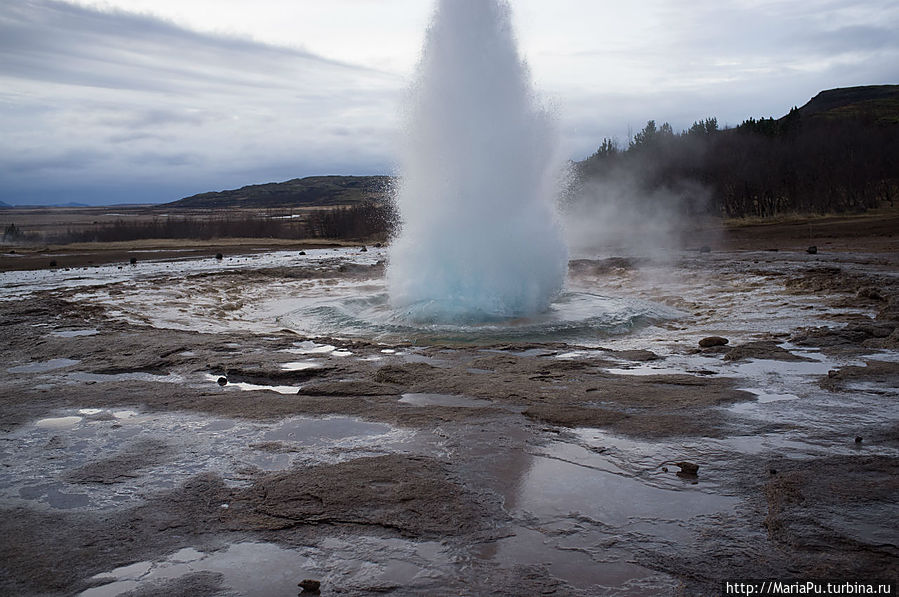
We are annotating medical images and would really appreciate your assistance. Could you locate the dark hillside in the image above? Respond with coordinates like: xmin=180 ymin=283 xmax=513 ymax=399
xmin=167 ymin=175 xmax=392 ymax=209
xmin=575 ymin=85 xmax=899 ymax=218
xmin=797 ymin=85 xmax=899 ymax=123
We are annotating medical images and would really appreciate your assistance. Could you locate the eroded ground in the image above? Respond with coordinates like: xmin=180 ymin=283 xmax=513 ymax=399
xmin=1 ymin=238 xmax=897 ymax=596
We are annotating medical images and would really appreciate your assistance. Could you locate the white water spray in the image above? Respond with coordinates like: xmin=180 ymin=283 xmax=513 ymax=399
xmin=387 ymin=0 xmax=568 ymax=323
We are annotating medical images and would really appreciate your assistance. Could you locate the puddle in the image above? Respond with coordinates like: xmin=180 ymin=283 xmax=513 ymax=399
xmin=81 ymin=536 xmax=453 ymax=596
xmin=399 ymin=393 xmax=493 ymax=408
xmin=476 ymin=437 xmax=732 ymax=592
xmin=35 ymin=416 xmax=83 ymax=429
xmin=280 ymin=361 xmax=322 ymax=371
xmin=226 ymin=382 xmax=298 ymax=395
xmin=50 ymin=329 xmax=99 ymax=338
xmin=204 ymin=374 xmax=298 ymax=395
xmin=262 ymin=417 xmax=392 ymax=444
xmin=1 ymin=410 xmax=412 ymax=511
xmin=482 ymin=526 xmax=676 ymax=593
xmin=8 ymin=358 xmax=80 ymax=373
xmin=80 ymin=543 xmax=312 ymax=597
xmin=68 ymin=372 xmax=181 ymax=384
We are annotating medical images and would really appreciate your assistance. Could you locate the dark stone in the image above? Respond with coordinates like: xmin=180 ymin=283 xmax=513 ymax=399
xmin=217 ymin=377 xmax=228 ymax=386
xmin=374 ymin=242 xmax=382 ymax=248
xmin=215 ymin=253 xmax=223 ymax=260
xmin=699 ymin=245 xmax=711 ymax=253
xmin=299 ymin=251 xmax=306 ymax=255
xmin=49 ymin=260 xmax=57 ymax=267
xmin=360 ymin=246 xmax=368 ymax=252
xmin=675 ymin=461 xmax=699 ymax=476
xmin=807 ymin=245 xmax=818 ymax=254
xmin=769 ymin=468 xmax=777 ymax=475
xmin=661 ymin=466 xmax=668 ymax=472
xmin=699 ymin=336 xmax=729 ymax=348
xmin=855 ymin=436 xmax=863 ymax=444
xmin=129 ymin=257 xmax=137 ymax=265
xmin=298 ymin=579 xmax=321 ymax=594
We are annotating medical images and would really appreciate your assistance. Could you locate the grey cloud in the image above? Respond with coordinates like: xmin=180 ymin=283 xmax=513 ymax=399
xmin=0 ymin=1 xmax=399 ymax=96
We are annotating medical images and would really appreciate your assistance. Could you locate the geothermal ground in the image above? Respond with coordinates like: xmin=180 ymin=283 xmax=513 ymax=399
xmin=1 ymin=218 xmax=898 ymax=596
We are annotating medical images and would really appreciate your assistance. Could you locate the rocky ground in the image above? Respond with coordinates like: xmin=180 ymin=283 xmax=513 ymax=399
xmin=1 ymin=222 xmax=897 ymax=596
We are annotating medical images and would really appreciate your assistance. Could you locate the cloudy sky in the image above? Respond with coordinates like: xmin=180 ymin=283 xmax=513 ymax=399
xmin=2 ymin=0 xmax=897 ymax=205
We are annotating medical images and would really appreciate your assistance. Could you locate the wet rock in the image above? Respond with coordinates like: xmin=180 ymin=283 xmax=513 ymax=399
xmin=724 ymin=341 xmax=815 ymax=362
xmin=215 ymin=253 xmax=223 ymax=260
xmin=609 ymin=349 xmax=660 ymax=362
xmin=374 ymin=242 xmax=382 ymax=248
xmin=298 ymin=579 xmax=321 ymax=594
xmin=217 ymin=376 xmax=228 ymax=386
xmin=675 ymin=461 xmax=699 ymax=477
xmin=359 ymin=245 xmax=367 ymax=252
xmin=807 ymin=245 xmax=817 ymax=254
xmin=699 ymin=336 xmax=728 ymax=348
xmin=228 ymin=454 xmax=487 ymax=537
xmin=49 ymin=260 xmax=57 ymax=268
xmin=854 ymin=436 xmax=863 ymax=444
xmin=129 ymin=257 xmax=137 ymax=265
xmin=857 ymin=286 xmax=885 ymax=301
xmin=298 ymin=251 xmax=306 ymax=255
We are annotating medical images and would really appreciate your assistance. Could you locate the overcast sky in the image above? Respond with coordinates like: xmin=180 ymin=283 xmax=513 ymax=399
xmin=2 ymin=0 xmax=897 ymax=205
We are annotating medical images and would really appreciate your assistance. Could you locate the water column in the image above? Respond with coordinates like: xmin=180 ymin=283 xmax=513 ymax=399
xmin=387 ymin=0 xmax=568 ymax=323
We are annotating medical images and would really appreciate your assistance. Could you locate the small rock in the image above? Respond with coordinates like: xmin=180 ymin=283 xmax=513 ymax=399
xmin=217 ymin=377 xmax=228 ymax=386
xmin=299 ymin=251 xmax=306 ymax=256
xmin=129 ymin=257 xmax=137 ymax=265
xmin=675 ymin=461 xmax=699 ymax=477
xmin=374 ymin=242 xmax=382 ymax=248
xmin=661 ymin=466 xmax=668 ymax=472
xmin=298 ymin=579 xmax=321 ymax=594
xmin=360 ymin=245 xmax=368 ymax=252
xmin=769 ymin=468 xmax=777 ymax=476
xmin=215 ymin=253 xmax=223 ymax=260
xmin=699 ymin=336 xmax=728 ymax=348
xmin=807 ymin=245 xmax=817 ymax=254
xmin=854 ymin=436 xmax=863 ymax=444
xmin=699 ymin=245 xmax=711 ymax=253
xmin=49 ymin=260 xmax=57 ymax=267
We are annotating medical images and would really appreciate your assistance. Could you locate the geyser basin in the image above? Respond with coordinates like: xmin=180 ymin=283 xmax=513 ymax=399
xmin=387 ymin=0 xmax=568 ymax=322
xmin=281 ymin=289 xmax=679 ymax=344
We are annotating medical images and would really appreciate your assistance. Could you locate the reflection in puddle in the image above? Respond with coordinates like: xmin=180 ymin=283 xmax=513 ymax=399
xmin=8 ymin=358 xmax=80 ymax=373
xmin=2 ymin=410 xmax=411 ymax=511
xmin=203 ymin=373 xmax=297 ymax=395
xmin=35 ymin=416 xmax=83 ymax=428
xmin=50 ymin=329 xmax=100 ymax=337
xmin=69 ymin=372 xmax=181 ymax=384
xmin=280 ymin=360 xmax=322 ymax=371
xmin=399 ymin=393 xmax=492 ymax=408
xmin=80 ymin=543 xmax=311 ymax=597
xmin=263 ymin=417 xmax=391 ymax=444
xmin=482 ymin=439 xmax=733 ymax=592
xmin=80 ymin=536 xmax=453 ymax=597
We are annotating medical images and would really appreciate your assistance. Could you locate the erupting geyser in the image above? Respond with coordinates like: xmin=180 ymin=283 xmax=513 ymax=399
xmin=387 ymin=0 xmax=568 ymax=323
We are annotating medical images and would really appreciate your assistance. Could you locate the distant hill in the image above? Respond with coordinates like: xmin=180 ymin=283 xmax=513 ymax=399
xmin=796 ymin=85 xmax=899 ymax=123
xmin=0 ymin=200 xmax=11 ymax=209
xmin=574 ymin=85 xmax=899 ymax=218
xmin=167 ymin=175 xmax=393 ymax=209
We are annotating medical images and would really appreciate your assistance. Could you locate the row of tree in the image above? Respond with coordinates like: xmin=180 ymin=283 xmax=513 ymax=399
xmin=576 ymin=109 xmax=898 ymax=218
